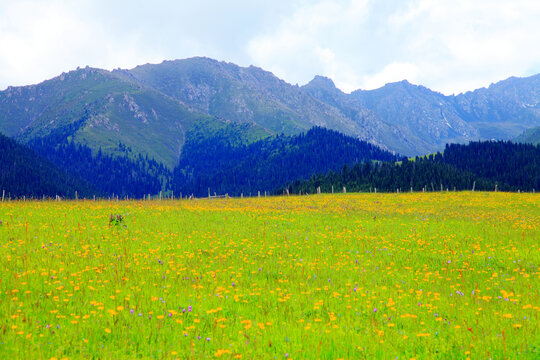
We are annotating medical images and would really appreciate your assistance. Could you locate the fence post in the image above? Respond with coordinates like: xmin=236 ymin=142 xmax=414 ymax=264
xmin=343 ymin=186 xmax=346 ymax=194
xmin=472 ymin=181 xmax=476 ymax=192
xmin=2 ymin=190 xmax=4 ymax=202
xmin=258 ymin=191 xmax=260 ymax=198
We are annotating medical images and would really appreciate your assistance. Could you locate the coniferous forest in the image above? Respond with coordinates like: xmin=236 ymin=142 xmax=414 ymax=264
xmin=172 ymin=127 xmax=402 ymax=197
xmin=30 ymin=138 xmax=170 ymax=198
xmin=1 ymin=127 xmax=539 ymax=198
xmin=287 ymin=141 xmax=540 ymax=194
xmin=0 ymin=132 xmax=95 ymax=198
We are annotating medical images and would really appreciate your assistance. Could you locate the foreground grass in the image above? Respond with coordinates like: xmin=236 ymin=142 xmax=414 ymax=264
xmin=0 ymin=192 xmax=538 ymax=359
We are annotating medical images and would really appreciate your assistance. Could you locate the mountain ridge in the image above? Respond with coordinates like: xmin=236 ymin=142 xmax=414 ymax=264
xmin=1 ymin=57 xmax=539 ymax=161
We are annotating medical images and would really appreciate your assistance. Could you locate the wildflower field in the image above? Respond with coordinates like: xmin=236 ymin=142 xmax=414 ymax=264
xmin=0 ymin=192 xmax=538 ymax=359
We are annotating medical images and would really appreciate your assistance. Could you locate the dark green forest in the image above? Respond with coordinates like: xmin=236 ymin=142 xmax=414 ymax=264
xmin=287 ymin=141 xmax=540 ymax=194
xmin=30 ymin=139 xmax=170 ymax=198
xmin=172 ymin=127 xmax=402 ymax=197
xmin=2 ymin=126 xmax=539 ymax=199
xmin=0 ymin=132 xmax=95 ymax=198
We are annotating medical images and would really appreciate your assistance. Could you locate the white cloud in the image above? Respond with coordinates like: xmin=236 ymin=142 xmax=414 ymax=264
xmin=247 ymin=0 xmax=369 ymax=90
xmin=0 ymin=0 xmax=539 ymax=94
xmin=248 ymin=0 xmax=540 ymax=94
xmin=0 ymin=0 xmax=164 ymax=89
xmin=380 ymin=0 xmax=540 ymax=94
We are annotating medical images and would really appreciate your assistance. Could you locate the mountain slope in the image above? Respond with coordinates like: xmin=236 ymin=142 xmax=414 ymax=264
xmin=0 ymin=67 xmax=217 ymax=168
xmin=514 ymin=126 xmax=540 ymax=145
xmin=118 ymin=58 xmax=368 ymax=138
xmin=304 ymin=73 xmax=540 ymax=155
xmin=350 ymin=81 xmax=479 ymax=154
xmin=453 ymin=74 xmax=540 ymax=139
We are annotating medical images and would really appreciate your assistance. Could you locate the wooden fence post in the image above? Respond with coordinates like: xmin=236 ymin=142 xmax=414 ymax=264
xmin=2 ymin=190 xmax=4 ymax=202
xmin=472 ymin=181 xmax=476 ymax=192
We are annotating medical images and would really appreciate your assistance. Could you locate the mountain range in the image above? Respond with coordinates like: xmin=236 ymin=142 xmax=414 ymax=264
xmin=1 ymin=57 xmax=539 ymax=166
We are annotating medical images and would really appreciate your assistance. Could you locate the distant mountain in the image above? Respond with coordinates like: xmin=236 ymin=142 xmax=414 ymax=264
xmin=453 ymin=74 xmax=540 ymax=139
xmin=514 ymin=126 xmax=540 ymax=145
xmin=116 ymin=58 xmax=365 ymax=138
xmin=0 ymin=57 xmax=539 ymax=164
xmin=0 ymin=132 xmax=95 ymax=198
xmin=304 ymin=75 xmax=540 ymax=155
xmin=304 ymin=78 xmax=478 ymax=155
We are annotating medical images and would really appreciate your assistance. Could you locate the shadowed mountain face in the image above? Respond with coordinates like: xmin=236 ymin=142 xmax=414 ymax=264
xmin=515 ymin=126 xmax=540 ymax=145
xmin=1 ymin=57 xmax=539 ymax=162
xmin=453 ymin=74 xmax=540 ymax=139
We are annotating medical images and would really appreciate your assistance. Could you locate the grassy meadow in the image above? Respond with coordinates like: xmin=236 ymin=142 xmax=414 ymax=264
xmin=0 ymin=192 xmax=538 ymax=359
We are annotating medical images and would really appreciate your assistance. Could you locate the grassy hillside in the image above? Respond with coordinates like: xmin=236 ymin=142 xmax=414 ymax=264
xmin=0 ymin=67 xmax=228 ymax=168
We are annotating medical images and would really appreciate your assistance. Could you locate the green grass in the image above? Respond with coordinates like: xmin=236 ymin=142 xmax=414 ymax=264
xmin=0 ymin=192 xmax=538 ymax=359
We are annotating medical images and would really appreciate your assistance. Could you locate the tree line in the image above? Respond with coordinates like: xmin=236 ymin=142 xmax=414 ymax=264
xmin=2 ymin=126 xmax=539 ymax=199
xmin=286 ymin=141 xmax=540 ymax=194
xmin=172 ymin=127 xmax=401 ymax=197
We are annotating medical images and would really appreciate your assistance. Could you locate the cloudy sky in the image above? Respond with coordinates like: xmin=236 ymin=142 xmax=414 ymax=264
xmin=0 ymin=0 xmax=539 ymax=94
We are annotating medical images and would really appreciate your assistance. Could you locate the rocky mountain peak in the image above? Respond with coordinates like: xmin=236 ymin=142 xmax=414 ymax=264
xmin=305 ymin=75 xmax=338 ymax=91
